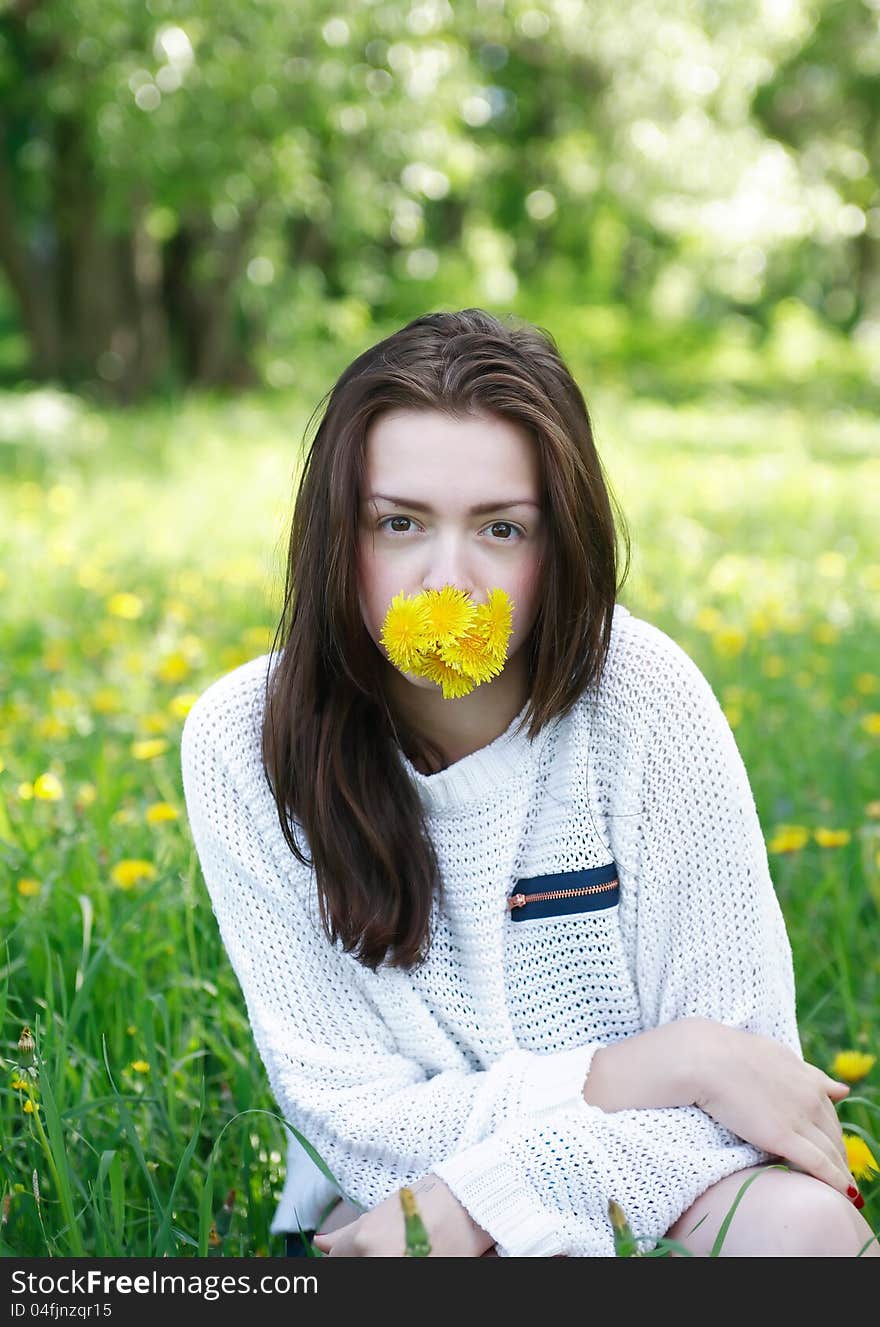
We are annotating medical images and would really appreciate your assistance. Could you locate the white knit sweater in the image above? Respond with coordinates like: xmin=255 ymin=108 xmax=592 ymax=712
xmin=180 ymin=602 xmax=802 ymax=1257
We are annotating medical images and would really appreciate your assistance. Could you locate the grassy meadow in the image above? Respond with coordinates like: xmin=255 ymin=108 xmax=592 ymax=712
xmin=1 ymin=367 xmax=878 ymax=1256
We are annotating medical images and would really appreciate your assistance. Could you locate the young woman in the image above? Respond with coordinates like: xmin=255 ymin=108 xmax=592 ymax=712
xmin=180 ymin=308 xmax=875 ymax=1258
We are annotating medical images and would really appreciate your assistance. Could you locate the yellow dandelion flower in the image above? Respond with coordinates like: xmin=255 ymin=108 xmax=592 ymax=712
xmin=23 ymin=1100 xmax=39 ymax=1114
xmin=812 ymin=623 xmax=838 ymax=645
xmin=694 ymin=607 xmax=721 ymax=632
xmin=16 ymin=782 xmax=33 ymax=801
xmin=131 ymin=738 xmax=169 ymax=761
xmin=130 ymin=1060 xmax=150 ymax=1074
xmin=110 ymin=859 xmax=157 ymax=889
xmin=33 ymin=772 xmax=63 ymax=801
xmin=814 ymin=828 xmax=851 ymax=848
xmin=473 ymin=587 xmax=514 ymax=660
xmin=17 ymin=879 xmax=41 ymax=898
xmin=861 ymin=714 xmax=880 ymax=736
xmin=93 ymin=688 xmax=122 ymax=714
xmin=712 ymin=626 xmax=747 ymax=658
xmin=843 ymin=1135 xmax=879 ymax=1183
xmin=831 ymin=1051 xmax=876 ymax=1083
xmin=156 ymin=651 xmax=190 ymax=684
xmin=767 ymin=825 xmax=810 ymax=854
xmin=169 ymin=692 xmax=199 ymax=719
xmin=762 ymin=655 xmax=785 ymax=679
xmin=49 ymin=688 xmax=77 ymax=710
xmin=723 ymin=704 xmax=742 ymax=729
xmin=421 ymin=586 xmax=477 ymax=645
xmin=380 ymin=591 xmax=434 ymax=671
xmin=10 ymin=1078 xmax=28 ymax=1091
xmin=106 ymin=592 xmax=144 ymax=620
xmin=35 ymin=716 xmax=69 ymax=740
xmin=146 ymin=802 xmax=179 ymax=824
xmin=139 ymin=712 xmax=170 ymax=735
xmin=856 ymin=674 xmax=878 ymax=695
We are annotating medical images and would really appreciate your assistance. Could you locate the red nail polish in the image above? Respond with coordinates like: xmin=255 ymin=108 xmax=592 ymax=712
xmin=853 ymin=1193 xmax=865 ymax=1211
xmin=847 ymin=1185 xmax=858 ymax=1199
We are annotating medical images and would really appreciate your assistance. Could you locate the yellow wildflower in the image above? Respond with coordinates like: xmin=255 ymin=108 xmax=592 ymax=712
xmin=866 ymin=801 xmax=880 ymax=819
xmin=156 ymin=651 xmax=191 ymax=684
xmin=23 ymin=1099 xmax=39 ymax=1114
xmin=767 ymin=825 xmax=810 ymax=854
xmin=93 ymin=688 xmax=122 ymax=714
xmin=169 ymin=692 xmax=199 ymax=719
xmin=380 ymin=591 xmax=434 ymax=671
xmin=712 ymin=626 xmax=747 ymax=658
xmin=812 ymin=623 xmax=838 ymax=645
xmin=843 ymin=1135 xmax=879 ymax=1183
xmin=762 ymin=655 xmax=785 ymax=679
xmin=131 ymin=738 xmax=169 ymax=761
xmin=33 ymin=773 xmax=63 ymax=801
xmin=831 ymin=1051 xmax=876 ymax=1083
xmin=855 ymin=674 xmax=878 ymax=695
xmin=381 ymin=586 xmax=515 ymax=700
xmin=861 ymin=714 xmax=880 ymax=736
xmin=813 ymin=828 xmax=851 ymax=848
xmin=139 ymin=711 xmax=170 ymax=735
xmin=16 ymin=782 xmax=34 ymax=801
xmin=106 ymin=592 xmax=144 ymax=619
xmin=130 ymin=1060 xmax=150 ymax=1074
xmin=110 ymin=859 xmax=157 ymax=889
xmin=146 ymin=802 xmax=179 ymax=824
xmin=694 ymin=607 xmax=721 ymax=632
xmin=17 ymin=879 xmax=41 ymax=898
xmin=74 ymin=783 xmax=97 ymax=809
xmin=10 ymin=1078 xmax=28 ymax=1091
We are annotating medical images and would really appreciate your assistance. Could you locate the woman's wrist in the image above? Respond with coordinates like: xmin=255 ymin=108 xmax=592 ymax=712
xmin=582 ymin=1018 xmax=709 ymax=1112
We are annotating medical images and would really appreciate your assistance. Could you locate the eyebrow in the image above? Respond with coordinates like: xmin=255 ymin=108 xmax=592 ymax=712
xmin=365 ymin=494 xmax=541 ymax=514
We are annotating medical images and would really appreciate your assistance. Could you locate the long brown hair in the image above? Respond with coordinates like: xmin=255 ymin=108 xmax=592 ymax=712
xmin=261 ymin=308 xmax=630 ymax=972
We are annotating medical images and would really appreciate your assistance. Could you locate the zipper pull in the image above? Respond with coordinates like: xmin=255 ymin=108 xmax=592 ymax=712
xmin=508 ymin=893 xmax=527 ymax=910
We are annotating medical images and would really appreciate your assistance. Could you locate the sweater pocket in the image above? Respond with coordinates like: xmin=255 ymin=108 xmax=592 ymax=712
xmin=507 ymin=860 xmax=619 ymax=923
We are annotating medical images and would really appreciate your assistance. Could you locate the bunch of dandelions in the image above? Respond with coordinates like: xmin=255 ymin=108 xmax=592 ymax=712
xmin=380 ymin=586 xmax=515 ymax=700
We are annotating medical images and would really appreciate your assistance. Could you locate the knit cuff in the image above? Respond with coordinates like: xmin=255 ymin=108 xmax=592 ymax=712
xmin=519 ymin=1042 xmax=603 ymax=1116
xmin=432 ymin=1136 xmax=566 ymax=1258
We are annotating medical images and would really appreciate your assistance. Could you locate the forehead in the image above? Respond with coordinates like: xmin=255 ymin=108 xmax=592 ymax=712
xmin=363 ymin=408 xmax=541 ymax=494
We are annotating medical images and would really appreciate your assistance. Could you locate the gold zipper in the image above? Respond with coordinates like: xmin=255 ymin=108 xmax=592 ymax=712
xmin=508 ymin=878 xmax=618 ymax=910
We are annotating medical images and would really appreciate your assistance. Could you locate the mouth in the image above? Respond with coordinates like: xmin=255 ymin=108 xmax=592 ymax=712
xmin=380 ymin=585 xmax=515 ymax=699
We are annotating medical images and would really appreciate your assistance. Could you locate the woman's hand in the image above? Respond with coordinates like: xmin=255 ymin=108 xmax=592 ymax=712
xmin=691 ymin=1020 xmax=854 ymax=1200
xmin=311 ymin=1175 xmax=495 ymax=1258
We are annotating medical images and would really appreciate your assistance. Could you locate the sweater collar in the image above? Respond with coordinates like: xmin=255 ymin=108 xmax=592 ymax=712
xmin=397 ymin=696 xmax=547 ymax=815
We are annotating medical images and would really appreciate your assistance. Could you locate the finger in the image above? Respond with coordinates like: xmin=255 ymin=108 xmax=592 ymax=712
xmin=817 ymin=1094 xmax=850 ymax=1170
xmin=798 ymin=1120 xmax=855 ymax=1198
xmin=823 ymin=1074 xmax=851 ymax=1100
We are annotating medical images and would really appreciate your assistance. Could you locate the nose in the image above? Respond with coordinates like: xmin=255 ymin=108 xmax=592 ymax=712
xmin=420 ymin=537 xmax=479 ymax=600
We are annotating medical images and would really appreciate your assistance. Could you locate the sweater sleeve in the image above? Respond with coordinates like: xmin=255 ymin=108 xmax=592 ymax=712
xmin=180 ymin=694 xmax=604 ymax=1212
xmin=431 ymin=632 xmax=804 ymax=1257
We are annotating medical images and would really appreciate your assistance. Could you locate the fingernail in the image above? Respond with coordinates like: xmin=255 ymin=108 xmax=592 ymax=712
xmin=847 ymin=1185 xmax=858 ymax=1199
xmin=853 ymin=1193 xmax=865 ymax=1210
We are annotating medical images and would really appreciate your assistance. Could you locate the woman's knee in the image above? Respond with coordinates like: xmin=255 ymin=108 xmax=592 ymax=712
xmin=664 ymin=1163 xmax=874 ymax=1257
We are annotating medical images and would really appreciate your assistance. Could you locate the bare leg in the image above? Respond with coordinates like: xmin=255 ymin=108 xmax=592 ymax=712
xmin=664 ymin=1162 xmax=879 ymax=1257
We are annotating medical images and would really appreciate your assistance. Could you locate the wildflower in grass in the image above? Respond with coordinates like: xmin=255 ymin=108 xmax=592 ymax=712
xmin=866 ymin=801 xmax=880 ymax=819
xmin=831 ymin=1051 xmax=875 ymax=1083
xmin=169 ymin=692 xmax=199 ymax=719
xmin=106 ymin=592 xmax=144 ymax=619
xmin=110 ymin=859 xmax=157 ymax=889
xmin=855 ymin=674 xmax=877 ymax=695
xmin=42 ymin=642 xmax=67 ymax=671
xmin=812 ymin=623 xmax=839 ymax=645
xmin=16 ymin=878 xmax=41 ymax=897
xmin=814 ymin=828 xmax=851 ymax=847
xmin=92 ymin=688 xmax=122 ymax=714
xmin=146 ymin=801 xmax=179 ymax=824
xmin=16 ymin=783 xmax=34 ymax=801
xmin=608 ymin=1198 xmax=643 ymax=1257
xmin=18 ymin=1027 xmax=35 ymax=1056
xmin=723 ymin=704 xmax=742 ymax=728
xmin=844 ymin=1135 xmax=879 ymax=1182
xmin=139 ymin=712 xmax=171 ymax=735
xmin=33 ymin=773 xmax=63 ymax=801
xmin=130 ymin=1061 xmax=150 ymax=1074
xmin=10 ymin=1078 xmax=28 ymax=1091
xmin=767 ymin=825 xmax=810 ymax=853
xmin=157 ymin=651 xmax=191 ymax=683
xmin=131 ymin=738 xmax=168 ymax=760
xmin=23 ymin=1099 xmax=39 ymax=1114
xmin=712 ymin=625 xmax=746 ymax=658
xmin=35 ymin=716 xmax=69 ymax=740
xmin=861 ymin=714 xmax=880 ymax=736
xmin=694 ymin=607 xmax=721 ymax=632
xmin=74 ymin=783 xmax=96 ymax=809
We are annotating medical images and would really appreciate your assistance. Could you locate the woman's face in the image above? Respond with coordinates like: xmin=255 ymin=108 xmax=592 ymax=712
xmin=357 ymin=408 xmax=547 ymax=694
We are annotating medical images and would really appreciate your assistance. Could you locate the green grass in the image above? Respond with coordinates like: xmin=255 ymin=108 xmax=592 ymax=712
xmin=1 ymin=366 xmax=878 ymax=1256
